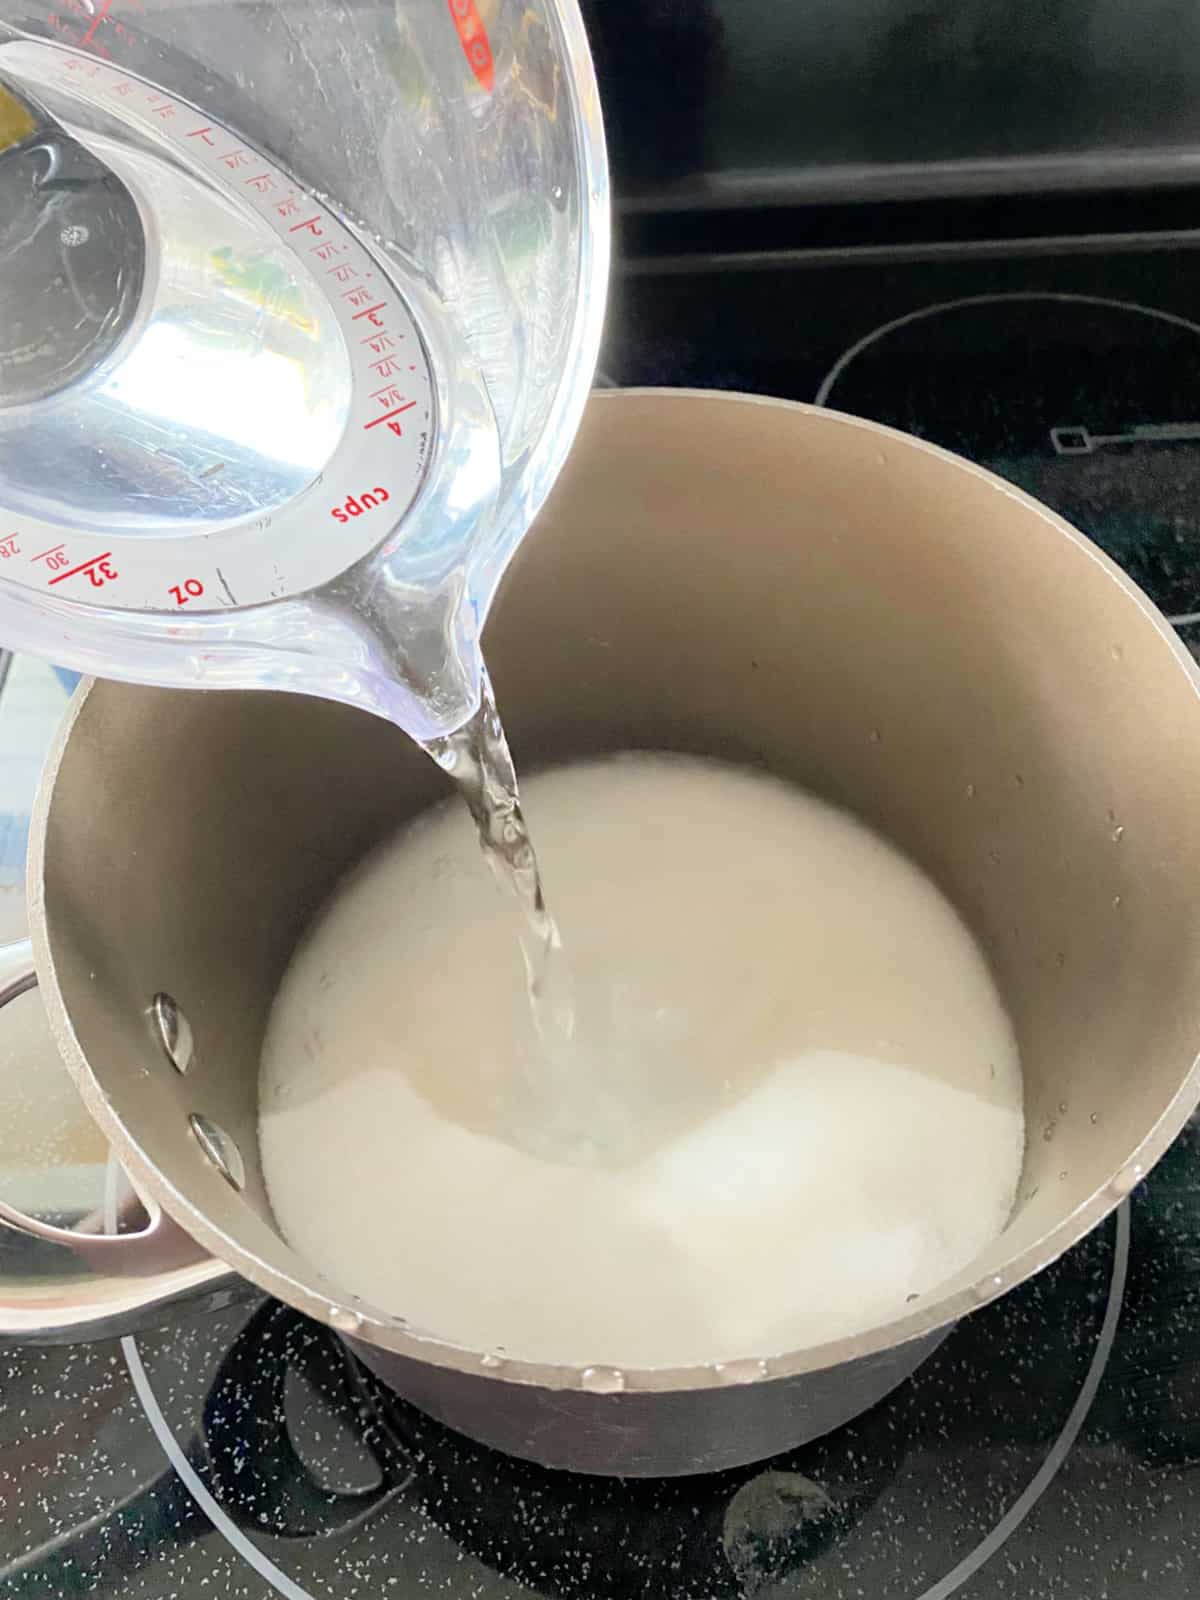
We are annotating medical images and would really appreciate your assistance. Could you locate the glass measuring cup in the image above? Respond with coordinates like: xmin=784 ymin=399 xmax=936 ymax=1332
xmin=0 ymin=0 xmax=608 ymax=741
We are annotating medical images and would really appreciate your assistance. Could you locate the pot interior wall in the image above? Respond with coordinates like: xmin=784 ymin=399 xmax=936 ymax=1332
xmin=38 ymin=392 xmax=1200 ymax=1349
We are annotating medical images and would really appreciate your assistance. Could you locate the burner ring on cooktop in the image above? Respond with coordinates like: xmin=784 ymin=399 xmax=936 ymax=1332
xmin=118 ymin=1191 xmax=1129 ymax=1600
xmin=816 ymin=292 xmax=1200 ymax=623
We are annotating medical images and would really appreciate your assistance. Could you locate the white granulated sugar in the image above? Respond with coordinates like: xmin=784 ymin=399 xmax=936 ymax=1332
xmin=260 ymin=754 xmax=1024 ymax=1367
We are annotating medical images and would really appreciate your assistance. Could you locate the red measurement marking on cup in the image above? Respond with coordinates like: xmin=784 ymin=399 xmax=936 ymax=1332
xmin=168 ymin=578 xmax=204 ymax=605
xmin=330 ymin=486 xmax=391 ymax=524
xmin=447 ymin=0 xmax=494 ymax=93
xmin=363 ymin=401 xmax=417 ymax=433
xmin=371 ymin=383 xmax=411 ymax=409
xmin=78 ymin=0 xmax=113 ymax=49
xmin=31 ymin=543 xmax=68 ymax=570
xmin=0 ymin=536 xmax=20 ymax=560
xmin=68 ymin=0 xmax=142 ymax=60
xmin=48 ymin=552 xmax=118 ymax=588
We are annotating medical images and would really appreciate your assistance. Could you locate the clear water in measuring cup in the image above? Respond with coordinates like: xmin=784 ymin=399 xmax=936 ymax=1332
xmin=0 ymin=36 xmax=506 ymax=734
xmin=0 ymin=18 xmax=609 ymax=1147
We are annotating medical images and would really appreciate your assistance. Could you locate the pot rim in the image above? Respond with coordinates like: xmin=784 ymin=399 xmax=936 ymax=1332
xmin=29 ymin=387 xmax=1200 ymax=1394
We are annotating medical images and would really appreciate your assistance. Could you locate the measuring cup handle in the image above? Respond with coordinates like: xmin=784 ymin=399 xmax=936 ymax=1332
xmin=0 ymin=938 xmax=246 ymax=1343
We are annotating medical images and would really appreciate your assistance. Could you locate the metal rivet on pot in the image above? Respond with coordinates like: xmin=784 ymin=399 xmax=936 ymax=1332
xmin=714 ymin=1358 xmax=769 ymax=1385
xmin=580 ymin=1366 xmax=626 ymax=1394
xmin=480 ymin=1352 xmax=506 ymax=1370
xmin=150 ymin=992 xmax=193 ymax=1074
xmin=189 ymin=1114 xmax=245 ymax=1190
xmin=328 ymin=1305 xmax=363 ymax=1334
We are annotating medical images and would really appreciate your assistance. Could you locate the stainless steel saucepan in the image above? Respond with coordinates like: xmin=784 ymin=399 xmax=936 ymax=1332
xmin=3 ymin=389 xmax=1200 ymax=1476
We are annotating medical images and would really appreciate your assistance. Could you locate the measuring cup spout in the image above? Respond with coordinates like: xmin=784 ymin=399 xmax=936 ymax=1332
xmin=317 ymin=573 xmax=486 ymax=744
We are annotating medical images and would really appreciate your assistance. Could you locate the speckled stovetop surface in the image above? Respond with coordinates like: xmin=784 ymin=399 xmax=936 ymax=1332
xmin=4 ymin=244 xmax=1200 ymax=1598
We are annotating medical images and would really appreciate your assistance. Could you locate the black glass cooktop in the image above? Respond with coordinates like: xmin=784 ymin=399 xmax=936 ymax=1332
xmin=614 ymin=247 xmax=1200 ymax=638
xmin=4 ymin=236 xmax=1200 ymax=1596
xmin=2 ymin=1141 xmax=1197 ymax=1598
